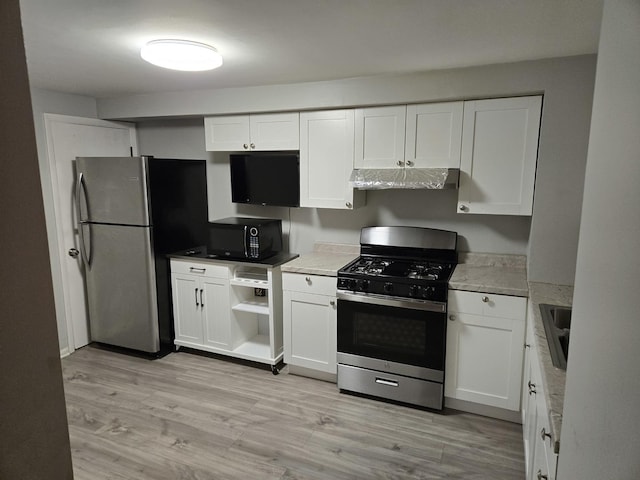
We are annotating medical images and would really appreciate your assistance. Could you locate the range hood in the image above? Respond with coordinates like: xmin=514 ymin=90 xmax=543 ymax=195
xmin=349 ymin=168 xmax=459 ymax=190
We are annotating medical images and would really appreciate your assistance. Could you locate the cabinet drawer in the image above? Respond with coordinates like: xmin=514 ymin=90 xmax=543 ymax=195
xmin=170 ymin=260 xmax=229 ymax=279
xmin=449 ymin=289 xmax=526 ymax=319
xmin=282 ymin=273 xmax=337 ymax=296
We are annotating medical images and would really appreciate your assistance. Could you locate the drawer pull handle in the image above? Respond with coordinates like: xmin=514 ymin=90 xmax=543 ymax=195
xmin=541 ymin=428 xmax=552 ymax=442
xmin=195 ymin=288 xmax=199 ymax=307
xmin=190 ymin=267 xmax=206 ymax=274
xmin=375 ymin=377 xmax=399 ymax=387
xmin=537 ymin=470 xmax=548 ymax=480
xmin=200 ymin=289 xmax=204 ymax=307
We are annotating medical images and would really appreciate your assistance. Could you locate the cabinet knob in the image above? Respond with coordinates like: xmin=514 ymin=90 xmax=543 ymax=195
xmin=406 ymin=160 xmax=414 ymax=167
xmin=329 ymin=300 xmax=336 ymax=307
xmin=250 ymin=143 xmax=255 ymax=149
xmin=540 ymin=428 xmax=552 ymax=442
xmin=345 ymin=202 xmax=352 ymax=208
xmin=396 ymin=160 xmax=404 ymax=166
xmin=528 ymin=380 xmax=537 ymax=395
xmin=305 ymin=276 xmax=311 ymax=284
xmin=243 ymin=143 xmax=249 ymax=149
xmin=448 ymin=314 xmax=456 ymax=321
xmin=482 ymin=296 xmax=489 ymax=303
xmin=459 ymin=204 xmax=467 ymax=212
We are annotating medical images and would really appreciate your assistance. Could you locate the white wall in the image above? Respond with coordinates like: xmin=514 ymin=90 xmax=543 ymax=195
xmin=29 ymin=87 xmax=97 ymax=352
xmin=132 ymin=56 xmax=595 ymax=283
xmin=557 ymin=1 xmax=640 ymax=478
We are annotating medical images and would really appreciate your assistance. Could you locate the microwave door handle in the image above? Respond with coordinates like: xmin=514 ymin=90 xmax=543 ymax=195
xmin=243 ymin=225 xmax=248 ymax=257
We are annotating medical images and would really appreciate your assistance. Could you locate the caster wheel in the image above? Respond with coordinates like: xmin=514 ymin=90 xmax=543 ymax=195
xmin=271 ymin=365 xmax=280 ymax=375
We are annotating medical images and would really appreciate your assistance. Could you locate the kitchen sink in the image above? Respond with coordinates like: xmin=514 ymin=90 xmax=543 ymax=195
xmin=539 ymin=304 xmax=572 ymax=370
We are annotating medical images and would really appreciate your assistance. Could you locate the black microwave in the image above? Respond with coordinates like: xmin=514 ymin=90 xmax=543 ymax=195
xmin=207 ymin=217 xmax=283 ymax=260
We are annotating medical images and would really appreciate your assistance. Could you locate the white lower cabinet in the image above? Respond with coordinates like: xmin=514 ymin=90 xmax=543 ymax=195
xmin=282 ymin=273 xmax=337 ymax=378
xmin=171 ymin=263 xmax=230 ymax=348
xmin=523 ymin=304 xmax=558 ymax=480
xmin=445 ymin=290 xmax=526 ymax=411
xmin=170 ymin=259 xmax=284 ymax=370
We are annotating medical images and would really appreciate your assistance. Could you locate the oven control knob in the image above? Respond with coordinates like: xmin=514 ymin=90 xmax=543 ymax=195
xmin=383 ymin=282 xmax=394 ymax=293
xmin=357 ymin=279 xmax=369 ymax=292
xmin=409 ymin=285 xmax=420 ymax=297
xmin=422 ymin=286 xmax=436 ymax=299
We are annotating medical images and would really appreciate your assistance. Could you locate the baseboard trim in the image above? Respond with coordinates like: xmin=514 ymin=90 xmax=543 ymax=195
xmin=60 ymin=346 xmax=71 ymax=358
xmin=287 ymin=365 xmax=337 ymax=383
xmin=445 ymin=397 xmax=522 ymax=424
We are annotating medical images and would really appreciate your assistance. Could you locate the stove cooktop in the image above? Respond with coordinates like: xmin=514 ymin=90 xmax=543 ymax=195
xmin=337 ymin=255 xmax=454 ymax=302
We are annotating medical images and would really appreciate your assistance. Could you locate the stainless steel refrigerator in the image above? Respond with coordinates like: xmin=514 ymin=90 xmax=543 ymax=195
xmin=75 ymin=156 xmax=208 ymax=354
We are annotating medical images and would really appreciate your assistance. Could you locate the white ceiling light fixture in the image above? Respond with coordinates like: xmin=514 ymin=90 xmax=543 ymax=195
xmin=140 ymin=39 xmax=223 ymax=71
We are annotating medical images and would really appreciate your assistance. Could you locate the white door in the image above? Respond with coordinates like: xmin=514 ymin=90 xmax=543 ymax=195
xmin=458 ymin=96 xmax=542 ymax=215
xmin=299 ymin=109 xmax=356 ymax=209
xmin=44 ymin=114 xmax=137 ymax=352
xmin=354 ymin=105 xmax=406 ymax=168
xmin=405 ymin=102 xmax=463 ymax=168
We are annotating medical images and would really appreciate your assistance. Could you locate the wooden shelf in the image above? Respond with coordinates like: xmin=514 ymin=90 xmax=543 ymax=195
xmin=232 ymin=334 xmax=272 ymax=361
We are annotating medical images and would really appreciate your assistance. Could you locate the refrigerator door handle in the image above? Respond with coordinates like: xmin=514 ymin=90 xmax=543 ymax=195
xmin=75 ymin=172 xmax=90 ymax=266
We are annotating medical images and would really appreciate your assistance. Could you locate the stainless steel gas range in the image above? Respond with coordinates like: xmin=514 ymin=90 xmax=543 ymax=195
xmin=336 ymin=226 xmax=458 ymax=410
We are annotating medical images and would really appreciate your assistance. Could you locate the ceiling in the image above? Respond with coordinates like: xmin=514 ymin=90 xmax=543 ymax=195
xmin=19 ymin=0 xmax=603 ymax=99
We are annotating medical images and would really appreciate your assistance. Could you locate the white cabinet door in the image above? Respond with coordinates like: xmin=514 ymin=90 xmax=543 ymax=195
xmin=202 ymin=277 xmax=231 ymax=350
xmin=204 ymin=115 xmax=250 ymax=151
xmin=458 ymin=95 xmax=542 ymax=215
xmin=171 ymin=273 xmax=203 ymax=345
xmin=354 ymin=105 xmax=406 ymax=168
xmin=249 ymin=113 xmax=299 ymax=150
xmin=405 ymin=102 xmax=463 ymax=168
xmin=204 ymin=113 xmax=299 ymax=151
xmin=283 ymin=290 xmax=337 ymax=374
xmin=445 ymin=290 xmax=526 ymax=411
xmin=299 ymin=109 xmax=364 ymax=209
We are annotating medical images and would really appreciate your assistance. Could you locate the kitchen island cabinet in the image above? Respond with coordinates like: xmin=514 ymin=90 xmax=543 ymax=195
xmin=170 ymin=257 xmax=288 ymax=372
xmin=445 ymin=289 xmax=526 ymax=416
xmin=171 ymin=261 xmax=231 ymax=349
xmin=204 ymin=112 xmax=299 ymax=151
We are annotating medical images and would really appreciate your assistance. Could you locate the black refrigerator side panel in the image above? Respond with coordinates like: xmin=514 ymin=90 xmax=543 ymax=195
xmin=148 ymin=159 xmax=208 ymax=348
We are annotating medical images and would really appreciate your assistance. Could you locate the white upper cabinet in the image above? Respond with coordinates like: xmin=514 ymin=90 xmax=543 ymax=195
xmin=299 ymin=109 xmax=365 ymax=209
xmin=355 ymin=102 xmax=463 ymax=169
xmin=405 ymin=102 xmax=463 ymax=168
xmin=354 ymin=105 xmax=406 ymax=168
xmin=205 ymin=112 xmax=299 ymax=151
xmin=458 ymin=95 xmax=542 ymax=215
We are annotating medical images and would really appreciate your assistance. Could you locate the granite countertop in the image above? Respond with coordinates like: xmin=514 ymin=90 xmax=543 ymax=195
xmin=281 ymin=243 xmax=360 ymax=276
xmin=528 ymin=281 xmax=573 ymax=454
xmin=449 ymin=252 xmax=529 ymax=297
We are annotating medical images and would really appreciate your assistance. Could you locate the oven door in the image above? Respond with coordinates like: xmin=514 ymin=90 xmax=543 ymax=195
xmin=337 ymin=292 xmax=446 ymax=383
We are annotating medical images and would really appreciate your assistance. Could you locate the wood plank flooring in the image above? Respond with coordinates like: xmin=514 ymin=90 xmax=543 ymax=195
xmin=62 ymin=346 xmax=525 ymax=479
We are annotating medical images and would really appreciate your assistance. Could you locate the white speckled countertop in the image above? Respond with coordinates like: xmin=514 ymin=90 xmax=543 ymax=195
xmin=280 ymin=243 xmax=359 ymax=276
xmin=449 ymin=252 xmax=529 ymax=297
xmin=528 ymin=282 xmax=573 ymax=454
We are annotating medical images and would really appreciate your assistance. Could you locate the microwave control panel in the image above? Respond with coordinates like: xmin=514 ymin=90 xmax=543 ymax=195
xmin=249 ymin=228 xmax=260 ymax=258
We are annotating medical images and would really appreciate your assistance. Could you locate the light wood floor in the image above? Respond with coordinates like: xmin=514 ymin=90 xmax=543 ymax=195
xmin=62 ymin=346 xmax=525 ymax=479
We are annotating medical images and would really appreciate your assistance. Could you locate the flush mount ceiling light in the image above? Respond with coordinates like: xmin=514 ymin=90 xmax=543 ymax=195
xmin=140 ymin=39 xmax=223 ymax=71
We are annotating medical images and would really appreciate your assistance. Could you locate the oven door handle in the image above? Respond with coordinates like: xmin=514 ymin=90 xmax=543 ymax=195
xmin=337 ymin=291 xmax=446 ymax=313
